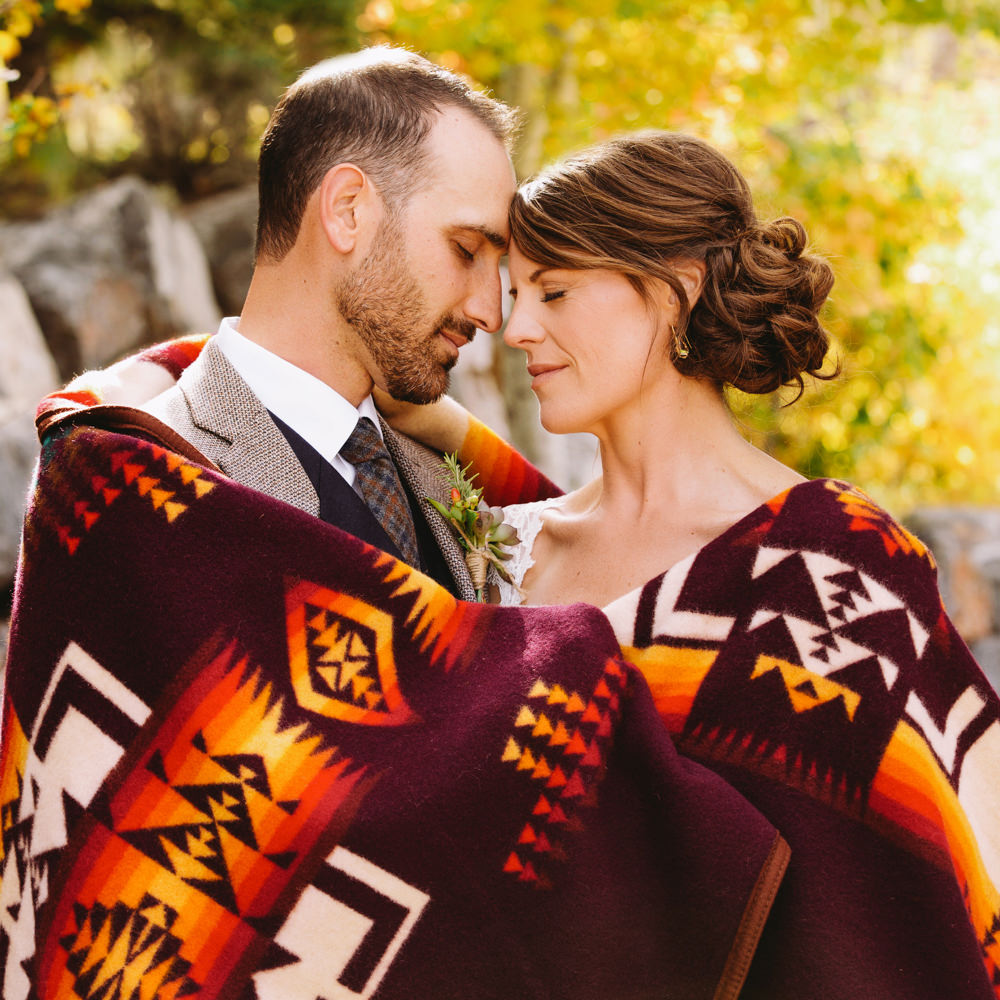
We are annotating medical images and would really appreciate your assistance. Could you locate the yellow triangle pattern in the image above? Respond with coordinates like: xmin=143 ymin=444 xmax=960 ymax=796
xmin=107 ymin=443 xmax=222 ymax=526
xmin=547 ymin=685 xmax=569 ymax=705
xmin=532 ymin=714 xmax=554 ymax=739
xmin=515 ymin=706 xmax=537 ymax=728
xmin=164 ymin=502 xmax=188 ymax=523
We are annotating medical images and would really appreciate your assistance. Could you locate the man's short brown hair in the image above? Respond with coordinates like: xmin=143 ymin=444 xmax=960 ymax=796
xmin=255 ymin=46 xmax=518 ymax=262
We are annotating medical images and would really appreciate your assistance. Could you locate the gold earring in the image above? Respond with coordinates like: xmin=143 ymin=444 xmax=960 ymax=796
xmin=674 ymin=325 xmax=690 ymax=360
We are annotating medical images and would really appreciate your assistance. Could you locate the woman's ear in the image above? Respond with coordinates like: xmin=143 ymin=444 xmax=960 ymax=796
xmin=317 ymin=163 xmax=377 ymax=254
xmin=675 ymin=259 xmax=706 ymax=309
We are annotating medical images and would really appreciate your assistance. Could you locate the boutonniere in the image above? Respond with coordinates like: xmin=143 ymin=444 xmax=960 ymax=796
xmin=428 ymin=453 xmax=522 ymax=603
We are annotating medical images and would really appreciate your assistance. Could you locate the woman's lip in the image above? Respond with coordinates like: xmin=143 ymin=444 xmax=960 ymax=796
xmin=527 ymin=364 xmax=566 ymax=377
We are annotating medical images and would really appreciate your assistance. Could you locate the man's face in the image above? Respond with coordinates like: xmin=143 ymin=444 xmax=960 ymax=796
xmin=336 ymin=109 xmax=516 ymax=404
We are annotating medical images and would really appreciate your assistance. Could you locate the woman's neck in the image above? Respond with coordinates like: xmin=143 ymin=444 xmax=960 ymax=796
xmin=583 ymin=377 xmax=787 ymax=523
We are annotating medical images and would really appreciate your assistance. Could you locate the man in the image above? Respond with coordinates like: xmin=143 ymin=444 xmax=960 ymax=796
xmin=143 ymin=46 xmax=518 ymax=598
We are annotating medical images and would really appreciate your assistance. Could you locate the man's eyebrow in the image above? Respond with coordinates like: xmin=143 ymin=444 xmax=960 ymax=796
xmin=455 ymin=224 xmax=508 ymax=250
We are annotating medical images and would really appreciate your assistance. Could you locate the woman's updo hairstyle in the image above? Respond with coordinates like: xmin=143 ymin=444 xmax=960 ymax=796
xmin=509 ymin=131 xmax=836 ymax=396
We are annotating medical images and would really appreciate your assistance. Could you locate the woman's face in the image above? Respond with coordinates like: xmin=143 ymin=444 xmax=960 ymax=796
xmin=504 ymin=244 xmax=675 ymax=436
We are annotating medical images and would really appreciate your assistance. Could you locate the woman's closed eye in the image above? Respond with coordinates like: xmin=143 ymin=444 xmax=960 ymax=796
xmin=542 ymin=289 xmax=566 ymax=303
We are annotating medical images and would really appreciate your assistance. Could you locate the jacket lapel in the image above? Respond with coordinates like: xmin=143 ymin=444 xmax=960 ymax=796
xmin=179 ymin=341 xmax=320 ymax=518
xmin=382 ymin=419 xmax=476 ymax=602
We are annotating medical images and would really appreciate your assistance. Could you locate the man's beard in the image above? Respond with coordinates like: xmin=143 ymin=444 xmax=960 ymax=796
xmin=336 ymin=215 xmax=476 ymax=404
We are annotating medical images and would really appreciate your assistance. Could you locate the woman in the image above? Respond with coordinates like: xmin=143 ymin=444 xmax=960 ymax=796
xmin=495 ymin=131 xmax=831 ymax=609
xmin=393 ymin=131 xmax=1000 ymax=998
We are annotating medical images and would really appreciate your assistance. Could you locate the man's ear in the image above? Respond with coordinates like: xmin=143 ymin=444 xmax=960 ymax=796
xmin=318 ymin=163 xmax=377 ymax=254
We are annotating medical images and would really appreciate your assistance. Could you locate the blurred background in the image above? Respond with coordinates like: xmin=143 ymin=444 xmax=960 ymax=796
xmin=2 ymin=0 xmax=1000 ymax=679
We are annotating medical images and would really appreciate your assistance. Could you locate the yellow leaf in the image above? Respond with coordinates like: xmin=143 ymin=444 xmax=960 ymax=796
xmin=0 ymin=31 xmax=21 ymax=61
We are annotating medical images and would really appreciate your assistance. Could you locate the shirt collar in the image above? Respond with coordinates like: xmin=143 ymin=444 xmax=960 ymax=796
xmin=213 ymin=318 xmax=381 ymax=469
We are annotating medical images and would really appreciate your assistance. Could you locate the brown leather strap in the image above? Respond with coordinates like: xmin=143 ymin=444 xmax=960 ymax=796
xmin=713 ymin=831 xmax=791 ymax=1000
xmin=37 ymin=404 xmax=221 ymax=472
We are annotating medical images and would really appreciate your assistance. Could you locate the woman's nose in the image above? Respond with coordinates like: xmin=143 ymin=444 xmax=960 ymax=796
xmin=502 ymin=302 xmax=544 ymax=349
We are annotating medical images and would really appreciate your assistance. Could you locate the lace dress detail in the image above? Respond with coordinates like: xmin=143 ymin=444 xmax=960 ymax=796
xmin=495 ymin=496 xmax=568 ymax=606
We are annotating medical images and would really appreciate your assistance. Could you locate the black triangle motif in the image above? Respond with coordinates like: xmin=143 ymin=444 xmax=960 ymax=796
xmin=753 ymin=552 xmax=830 ymax=628
xmin=107 ymin=901 xmax=133 ymax=947
xmin=794 ymin=679 xmax=819 ymax=697
xmin=835 ymin=609 xmax=917 ymax=672
xmin=747 ymin=615 xmax=802 ymax=666
xmin=211 ymin=753 xmax=273 ymax=800
xmin=828 ymin=590 xmax=857 ymax=612
xmin=813 ymin=631 xmax=840 ymax=650
xmin=147 ymin=749 xmax=168 ymax=782
xmin=826 ymin=570 xmax=870 ymax=601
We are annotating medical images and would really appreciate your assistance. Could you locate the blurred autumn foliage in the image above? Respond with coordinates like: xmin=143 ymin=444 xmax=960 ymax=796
xmin=3 ymin=0 xmax=1000 ymax=511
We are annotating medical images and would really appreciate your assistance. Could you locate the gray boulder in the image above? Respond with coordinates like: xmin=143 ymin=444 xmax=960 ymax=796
xmin=0 ymin=271 xmax=60 ymax=404
xmin=184 ymin=184 xmax=257 ymax=316
xmin=0 ymin=405 xmax=38 ymax=592
xmin=0 ymin=176 xmax=221 ymax=381
xmin=907 ymin=506 xmax=1000 ymax=691
xmin=0 ymin=272 xmax=59 ymax=594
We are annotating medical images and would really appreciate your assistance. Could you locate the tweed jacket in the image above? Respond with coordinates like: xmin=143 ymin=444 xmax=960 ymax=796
xmin=142 ymin=337 xmax=476 ymax=600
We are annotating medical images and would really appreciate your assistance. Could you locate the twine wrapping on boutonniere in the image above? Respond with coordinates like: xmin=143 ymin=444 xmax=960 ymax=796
xmin=428 ymin=453 xmax=522 ymax=603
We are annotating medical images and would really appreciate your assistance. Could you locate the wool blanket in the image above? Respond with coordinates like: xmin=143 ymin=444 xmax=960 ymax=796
xmin=2 ymin=389 xmax=788 ymax=999
xmin=604 ymin=477 xmax=1000 ymax=998
xmin=8 ymin=336 xmax=1000 ymax=998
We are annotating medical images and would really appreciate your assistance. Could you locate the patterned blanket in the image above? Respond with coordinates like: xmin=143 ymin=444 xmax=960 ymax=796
xmin=6 ymin=338 xmax=999 ymax=998
xmin=1 ymin=403 xmax=787 ymax=998
xmin=604 ymin=478 xmax=1000 ymax=998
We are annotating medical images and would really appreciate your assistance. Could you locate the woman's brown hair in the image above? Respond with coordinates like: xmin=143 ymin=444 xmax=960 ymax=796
xmin=509 ymin=131 xmax=836 ymax=396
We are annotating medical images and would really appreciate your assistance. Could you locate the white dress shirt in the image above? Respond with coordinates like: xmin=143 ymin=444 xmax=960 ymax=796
xmin=214 ymin=317 xmax=381 ymax=488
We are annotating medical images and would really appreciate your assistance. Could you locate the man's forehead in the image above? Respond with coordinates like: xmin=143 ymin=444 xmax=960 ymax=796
xmin=412 ymin=112 xmax=516 ymax=239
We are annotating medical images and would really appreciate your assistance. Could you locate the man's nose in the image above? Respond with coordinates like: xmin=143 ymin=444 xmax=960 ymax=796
xmin=463 ymin=267 xmax=504 ymax=334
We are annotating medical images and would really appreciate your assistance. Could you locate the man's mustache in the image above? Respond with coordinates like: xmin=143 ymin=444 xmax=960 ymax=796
xmin=438 ymin=318 xmax=477 ymax=343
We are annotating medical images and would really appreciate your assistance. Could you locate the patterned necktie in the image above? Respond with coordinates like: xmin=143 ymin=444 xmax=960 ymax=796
xmin=340 ymin=416 xmax=421 ymax=567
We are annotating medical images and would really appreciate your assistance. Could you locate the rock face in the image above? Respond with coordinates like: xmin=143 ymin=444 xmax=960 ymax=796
xmin=0 ymin=177 xmax=225 ymax=658
xmin=0 ymin=273 xmax=61 ymax=404
xmin=906 ymin=507 xmax=1000 ymax=691
xmin=184 ymin=184 xmax=257 ymax=317
xmin=0 ymin=176 xmax=221 ymax=381
xmin=0 ymin=408 xmax=37 ymax=583
xmin=0 ymin=272 xmax=59 ymax=596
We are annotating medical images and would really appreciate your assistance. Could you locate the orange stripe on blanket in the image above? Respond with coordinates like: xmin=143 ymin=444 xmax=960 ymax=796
xmin=872 ymin=720 xmax=1000 ymax=953
xmin=620 ymin=644 xmax=718 ymax=734
xmin=138 ymin=332 xmax=212 ymax=378
xmin=458 ymin=416 xmax=561 ymax=508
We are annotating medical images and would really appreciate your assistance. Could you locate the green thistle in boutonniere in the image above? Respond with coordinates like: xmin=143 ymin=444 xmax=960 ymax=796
xmin=428 ymin=453 xmax=522 ymax=603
